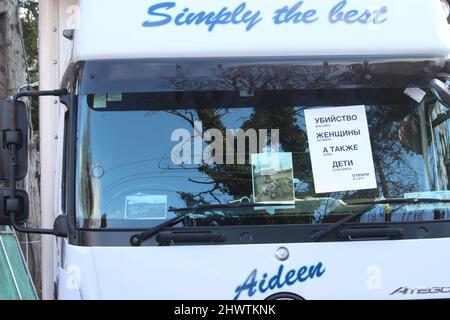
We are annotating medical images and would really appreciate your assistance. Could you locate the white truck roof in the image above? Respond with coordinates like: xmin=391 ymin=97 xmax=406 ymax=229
xmin=72 ymin=0 xmax=450 ymax=61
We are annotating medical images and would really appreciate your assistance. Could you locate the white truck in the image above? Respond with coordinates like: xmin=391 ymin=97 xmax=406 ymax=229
xmin=1 ymin=0 xmax=450 ymax=300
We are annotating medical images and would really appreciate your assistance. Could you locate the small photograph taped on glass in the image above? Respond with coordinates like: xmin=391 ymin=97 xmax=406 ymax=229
xmin=251 ymin=152 xmax=295 ymax=204
xmin=125 ymin=194 xmax=168 ymax=220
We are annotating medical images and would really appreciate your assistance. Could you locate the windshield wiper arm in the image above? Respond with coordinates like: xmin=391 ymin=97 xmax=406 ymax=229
xmin=311 ymin=204 xmax=376 ymax=241
xmin=130 ymin=215 xmax=187 ymax=246
xmin=130 ymin=202 xmax=290 ymax=246
xmin=311 ymin=198 xmax=450 ymax=241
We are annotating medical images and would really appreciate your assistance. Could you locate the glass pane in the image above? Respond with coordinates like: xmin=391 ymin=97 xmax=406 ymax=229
xmin=76 ymin=91 xmax=450 ymax=229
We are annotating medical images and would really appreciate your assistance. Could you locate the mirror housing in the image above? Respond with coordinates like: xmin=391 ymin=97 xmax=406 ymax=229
xmin=0 ymin=89 xmax=69 ymax=236
xmin=0 ymin=100 xmax=28 ymax=180
xmin=0 ymin=188 xmax=29 ymax=226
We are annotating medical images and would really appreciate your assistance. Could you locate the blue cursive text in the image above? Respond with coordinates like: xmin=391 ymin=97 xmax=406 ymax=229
xmin=142 ymin=1 xmax=390 ymax=32
xmin=329 ymin=0 xmax=388 ymax=24
xmin=234 ymin=263 xmax=326 ymax=300
xmin=273 ymin=1 xmax=319 ymax=25
xmin=142 ymin=2 xmax=263 ymax=32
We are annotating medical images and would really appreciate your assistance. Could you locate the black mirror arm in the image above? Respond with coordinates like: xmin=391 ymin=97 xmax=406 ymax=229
xmin=11 ymin=88 xmax=68 ymax=102
xmin=6 ymin=88 xmax=69 ymax=238
xmin=10 ymin=212 xmax=58 ymax=236
xmin=9 ymin=88 xmax=68 ymax=131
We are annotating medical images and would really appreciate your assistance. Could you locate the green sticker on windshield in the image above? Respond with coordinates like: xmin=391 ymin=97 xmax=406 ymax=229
xmin=93 ymin=94 xmax=107 ymax=109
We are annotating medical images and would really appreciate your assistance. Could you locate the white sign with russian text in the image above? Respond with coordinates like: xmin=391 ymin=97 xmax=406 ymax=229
xmin=305 ymin=105 xmax=377 ymax=193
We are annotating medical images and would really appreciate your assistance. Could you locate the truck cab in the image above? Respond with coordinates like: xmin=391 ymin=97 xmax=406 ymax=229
xmin=2 ymin=0 xmax=450 ymax=300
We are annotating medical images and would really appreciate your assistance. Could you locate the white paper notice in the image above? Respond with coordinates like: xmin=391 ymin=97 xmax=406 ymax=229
xmin=124 ymin=195 xmax=167 ymax=220
xmin=305 ymin=106 xmax=377 ymax=194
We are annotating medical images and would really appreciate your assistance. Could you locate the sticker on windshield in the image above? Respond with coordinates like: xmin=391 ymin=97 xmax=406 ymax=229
xmin=251 ymin=152 xmax=295 ymax=204
xmin=125 ymin=195 xmax=168 ymax=220
xmin=107 ymin=93 xmax=123 ymax=102
xmin=404 ymin=87 xmax=426 ymax=103
xmin=93 ymin=94 xmax=107 ymax=109
xmin=304 ymin=105 xmax=377 ymax=194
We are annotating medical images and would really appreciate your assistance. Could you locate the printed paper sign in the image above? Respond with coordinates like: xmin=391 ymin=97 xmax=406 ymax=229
xmin=125 ymin=195 xmax=168 ymax=220
xmin=304 ymin=106 xmax=377 ymax=193
xmin=251 ymin=152 xmax=295 ymax=204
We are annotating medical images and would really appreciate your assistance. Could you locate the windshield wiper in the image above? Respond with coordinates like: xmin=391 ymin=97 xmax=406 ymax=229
xmin=130 ymin=214 xmax=187 ymax=246
xmin=311 ymin=198 xmax=450 ymax=241
xmin=130 ymin=202 xmax=290 ymax=246
xmin=131 ymin=198 xmax=450 ymax=245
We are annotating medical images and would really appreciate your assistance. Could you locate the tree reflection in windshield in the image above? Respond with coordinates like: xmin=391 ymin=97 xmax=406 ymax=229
xmin=76 ymin=92 xmax=450 ymax=229
xmin=166 ymin=103 xmax=436 ymax=205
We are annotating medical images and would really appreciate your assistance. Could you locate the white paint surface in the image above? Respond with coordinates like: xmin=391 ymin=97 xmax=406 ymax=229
xmin=73 ymin=0 xmax=450 ymax=61
xmin=60 ymin=238 xmax=450 ymax=300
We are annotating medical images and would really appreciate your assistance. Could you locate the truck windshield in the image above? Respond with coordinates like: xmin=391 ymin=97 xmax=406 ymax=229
xmin=75 ymin=90 xmax=450 ymax=229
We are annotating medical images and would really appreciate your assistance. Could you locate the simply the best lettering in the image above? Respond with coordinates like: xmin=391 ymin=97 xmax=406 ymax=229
xmin=142 ymin=1 xmax=389 ymax=31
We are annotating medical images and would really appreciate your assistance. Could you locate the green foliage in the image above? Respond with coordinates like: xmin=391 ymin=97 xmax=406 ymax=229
xmin=20 ymin=0 xmax=38 ymax=83
xmin=20 ymin=0 xmax=39 ymax=130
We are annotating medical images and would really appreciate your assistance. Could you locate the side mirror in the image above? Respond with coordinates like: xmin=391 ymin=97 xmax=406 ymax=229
xmin=0 ymin=188 xmax=29 ymax=226
xmin=0 ymin=100 xmax=28 ymax=180
xmin=430 ymin=79 xmax=450 ymax=109
xmin=0 ymin=89 xmax=68 ymax=236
